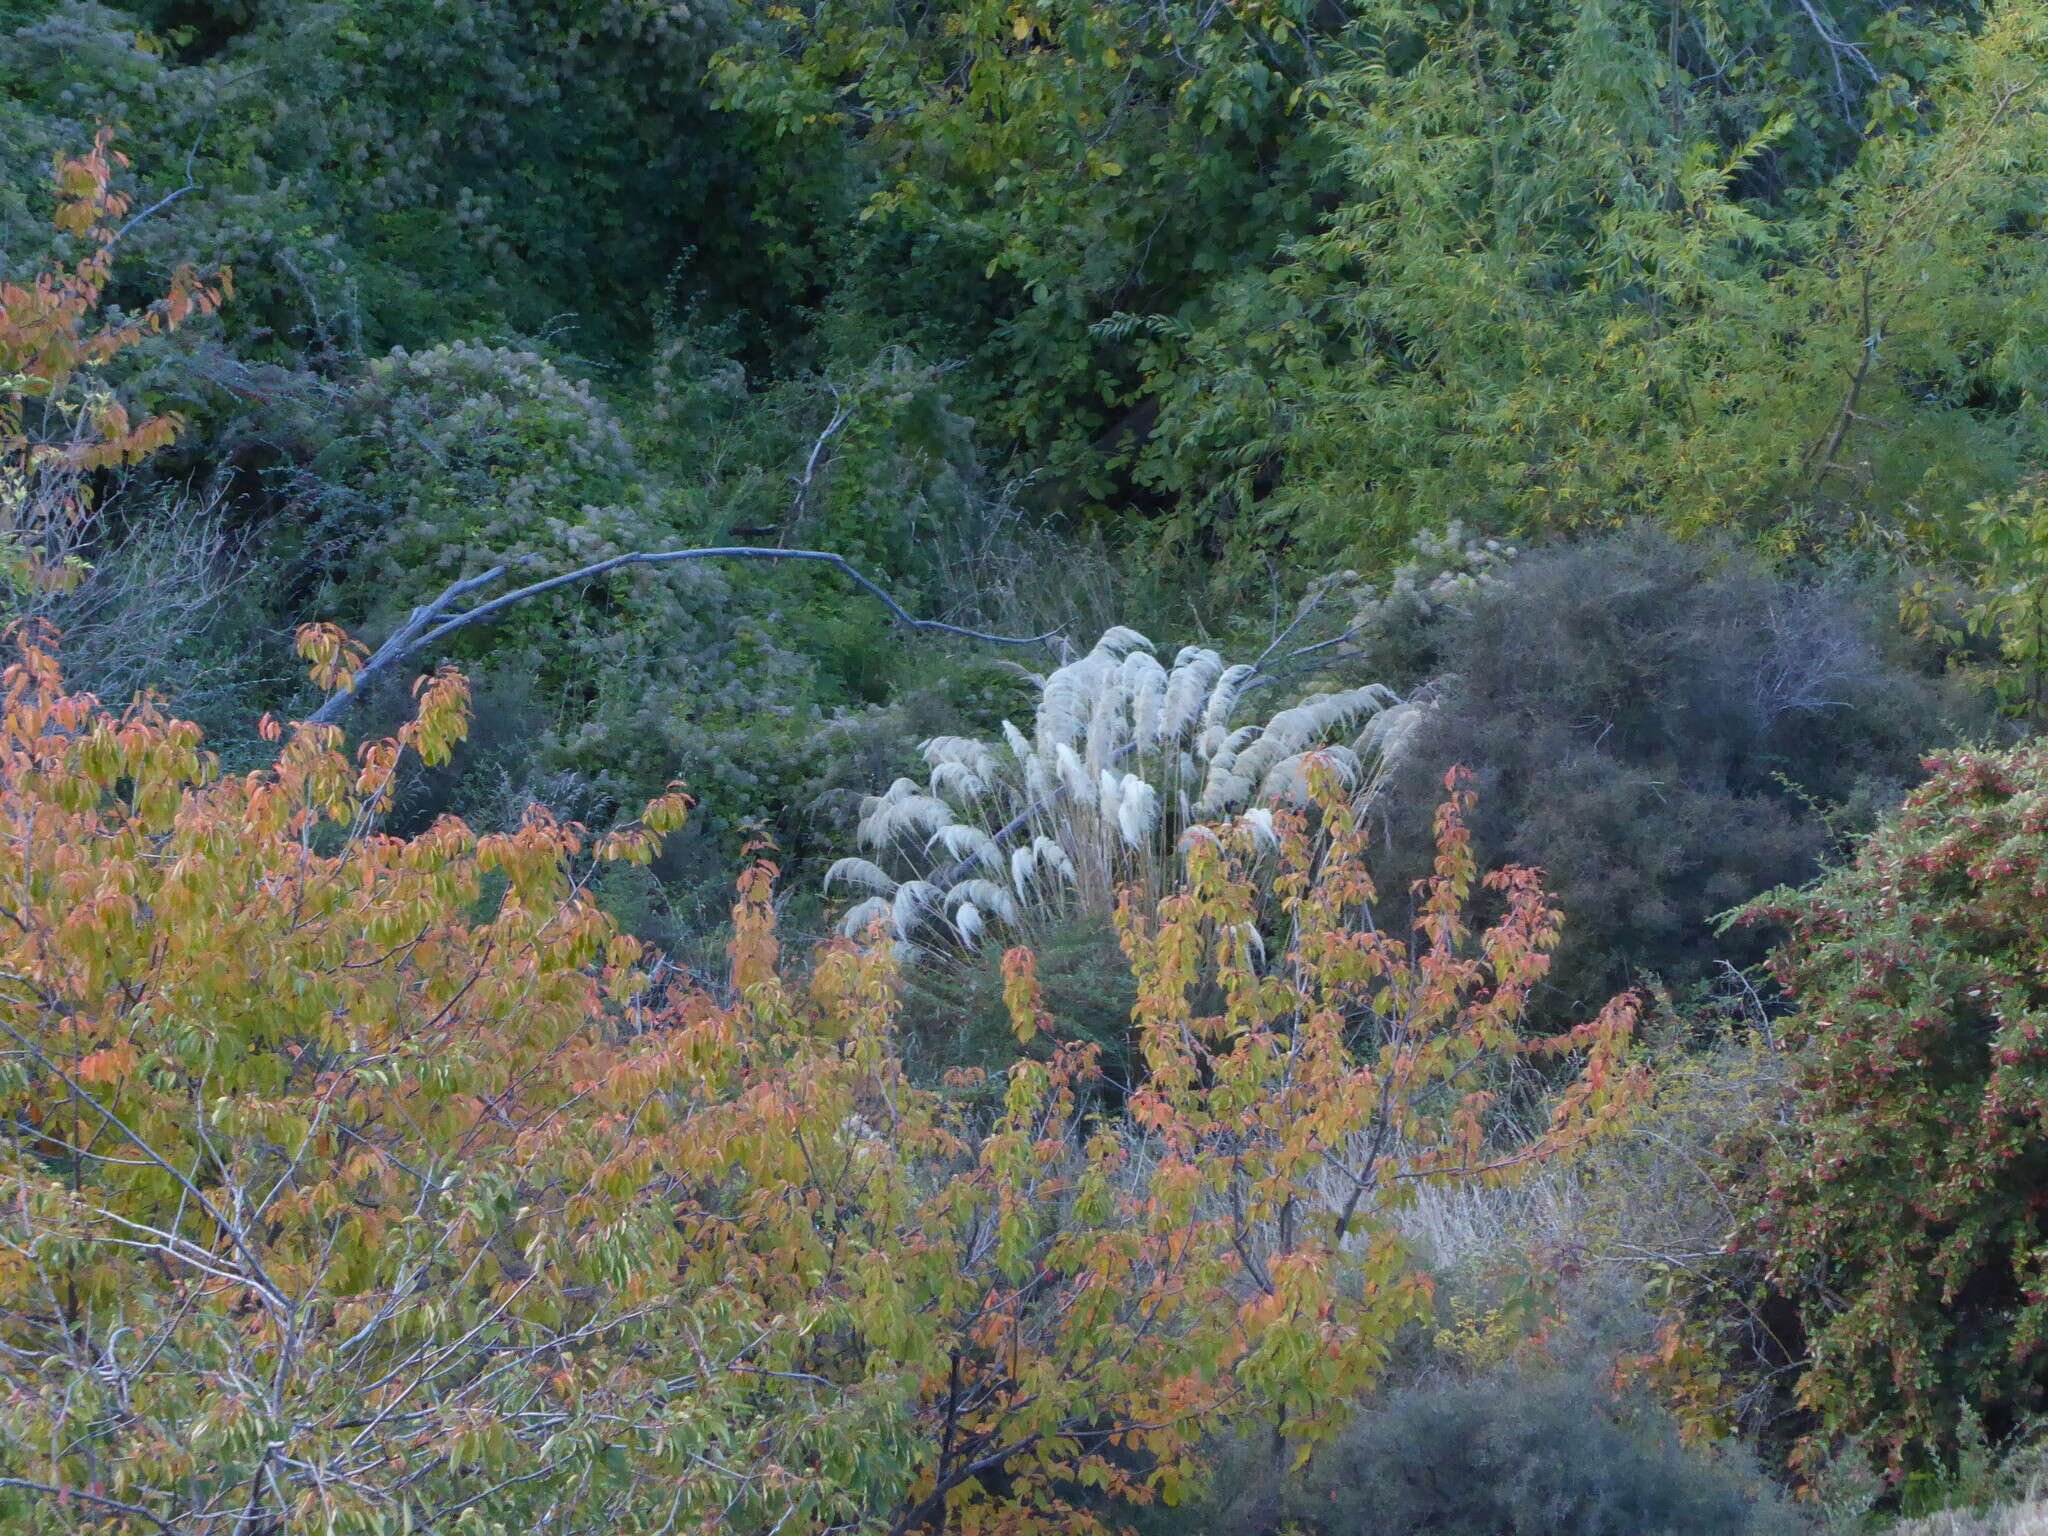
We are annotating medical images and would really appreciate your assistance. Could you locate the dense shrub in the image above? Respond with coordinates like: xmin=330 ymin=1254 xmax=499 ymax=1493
xmin=297 ymin=342 xmax=861 ymax=838
xmin=1374 ymin=530 xmax=1993 ymax=1020
xmin=1738 ymin=738 xmax=2048 ymax=1472
xmin=1 ymin=0 xmax=778 ymax=357
xmin=1178 ymin=1370 xmax=1802 ymax=1536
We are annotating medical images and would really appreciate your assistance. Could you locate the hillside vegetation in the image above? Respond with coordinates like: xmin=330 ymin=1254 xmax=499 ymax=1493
xmin=5 ymin=0 xmax=2048 ymax=1529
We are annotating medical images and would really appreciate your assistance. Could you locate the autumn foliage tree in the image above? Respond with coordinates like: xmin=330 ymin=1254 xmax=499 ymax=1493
xmin=0 ymin=624 xmax=1638 ymax=1533
xmin=0 ymin=129 xmax=228 ymax=597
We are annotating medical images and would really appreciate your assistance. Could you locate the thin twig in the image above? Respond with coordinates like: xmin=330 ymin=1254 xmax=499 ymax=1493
xmin=0 ymin=1478 xmax=180 ymax=1535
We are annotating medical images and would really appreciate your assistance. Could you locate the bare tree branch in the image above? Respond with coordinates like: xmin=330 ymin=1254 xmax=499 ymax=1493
xmin=305 ymin=547 xmax=1061 ymax=726
xmin=783 ymin=388 xmax=853 ymax=545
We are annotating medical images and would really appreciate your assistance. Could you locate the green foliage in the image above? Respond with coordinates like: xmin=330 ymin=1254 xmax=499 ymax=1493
xmin=1173 ymin=1369 xmax=1802 ymax=1536
xmin=2 ymin=0 xmax=782 ymax=359
xmin=1908 ymin=477 xmax=2048 ymax=725
xmin=298 ymin=342 xmax=812 ymax=811
xmin=1130 ymin=0 xmax=2048 ymax=563
xmin=897 ymin=909 xmax=1140 ymax=1088
xmin=711 ymin=0 xmax=1333 ymax=493
xmin=0 ymin=637 xmax=1640 ymax=1533
xmin=1739 ymin=738 xmax=2048 ymax=1474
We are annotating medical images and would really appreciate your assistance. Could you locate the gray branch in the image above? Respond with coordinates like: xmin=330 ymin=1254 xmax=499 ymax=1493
xmin=305 ymin=547 xmax=1059 ymax=726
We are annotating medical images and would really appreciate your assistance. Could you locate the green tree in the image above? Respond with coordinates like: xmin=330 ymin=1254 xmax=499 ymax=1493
xmin=712 ymin=0 xmax=1333 ymax=494
xmin=1131 ymin=0 xmax=2048 ymax=565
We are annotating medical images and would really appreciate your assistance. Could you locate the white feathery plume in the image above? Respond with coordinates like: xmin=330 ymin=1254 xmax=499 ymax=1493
xmin=929 ymin=758 xmax=989 ymax=802
xmin=858 ymin=780 xmax=956 ymax=848
xmin=823 ymin=857 xmax=900 ymax=895
xmin=893 ymin=879 xmax=942 ymax=936
xmin=1240 ymin=806 xmax=1281 ymax=853
xmin=1022 ymin=748 xmax=1052 ymax=803
xmin=1229 ymin=685 xmax=1397 ymax=792
xmin=1098 ymin=767 xmax=1126 ymax=827
xmin=950 ymin=878 xmax=1021 ymax=926
xmin=1117 ymin=777 xmax=1159 ymax=849
xmin=1011 ymin=842 xmax=1040 ymax=896
xmin=824 ymin=623 xmax=1401 ymax=959
xmin=1036 ymin=645 xmax=1117 ymax=759
xmin=1055 ymin=742 xmax=1093 ymax=807
xmin=1357 ymin=698 xmax=1427 ymax=768
xmin=1085 ymin=670 xmax=1128 ymax=772
xmin=924 ymin=734 xmax=1001 ymax=782
xmin=1032 ymin=835 xmax=1077 ymax=886
xmin=1256 ymin=746 xmax=1362 ymax=806
xmin=1123 ymin=648 xmax=1169 ymax=756
xmin=1197 ymin=663 xmax=1258 ymax=758
xmin=1095 ymin=625 xmax=1155 ymax=657
xmin=838 ymin=895 xmax=895 ymax=939
xmin=1193 ymin=725 xmax=1262 ymax=820
xmin=953 ymin=901 xmax=985 ymax=946
xmin=1194 ymin=769 xmax=1253 ymax=822
xmin=928 ymin=822 xmax=1004 ymax=871
xmin=1159 ymin=646 xmax=1223 ymax=745
xmin=856 ymin=776 xmax=918 ymax=819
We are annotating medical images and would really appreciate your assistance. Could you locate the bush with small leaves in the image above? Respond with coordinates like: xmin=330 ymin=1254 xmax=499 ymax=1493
xmin=1374 ymin=529 xmax=1993 ymax=1021
xmin=1736 ymin=737 xmax=2048 ymax=1477
xmin=1175 ymin=1369 xmax=1803 ymax=1536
